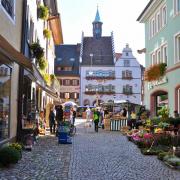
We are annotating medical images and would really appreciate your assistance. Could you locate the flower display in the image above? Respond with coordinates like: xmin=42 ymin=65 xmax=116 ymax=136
xmin=145 ymin=63 xmax=167 ymax=82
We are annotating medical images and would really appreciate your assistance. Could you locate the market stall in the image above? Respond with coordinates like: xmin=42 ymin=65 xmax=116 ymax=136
xmin=102 ymin=100 xmax=143 ymax=131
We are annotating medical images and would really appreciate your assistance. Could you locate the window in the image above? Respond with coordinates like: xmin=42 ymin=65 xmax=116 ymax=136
xmin=152 ymin=18 xmax=156 ymax=37
xmin=178 ymin=88 xmax=180 ymax=113
xmin=149 ymin=4 xmax=167 ymax=39
xmin=57 ymin=67 xmax=61 ymax=71
xmin=0 ymin=64 xmax=11 ymax=141
xmin=64 ymin=67 xmax=72 ymax=71
xmin=63 ymin=79 xmax=71 ymax=86
xmin=151 ymin=53 xmax=156 ymax=65
xmin=124 ymin=60 xmax=130 ymax=67
xmin=162 ymin=45 xmax=167 ymax=64
xmin=123 ymin=85 xmax=133 ymax=94
xmin=156 ymin=49 xmax=161 ymax=64
xmin=156 ymin=12 xmax=161 ymax=32
xmin=70 ymin=58 xmax=75 ymax=61
xmin=57 ymin=58 xmax=62 ymax=61
xmin=29 ymin=19 xmax=34 ymax=44
xmin=162 ymin=6 xmax=167 ymax=27
xmin=1 ymin=0 xmax=15 ymax=21
xmin=126 ymin=52 xmax=128 ymax=56
xmin=72 ymin=79 xmax=79 ymax=86
xmin=175 ymin=33 xmax=180 ymax=63
xmin=174 ymin=0 xmax=180 ymax=15
xmin=122 ymin=70 xmax=132 ymax=78
xmin=65 ymin=93 xmax=70 ymax=99
xmin=74 ymin=93 xmax=78 ymax=99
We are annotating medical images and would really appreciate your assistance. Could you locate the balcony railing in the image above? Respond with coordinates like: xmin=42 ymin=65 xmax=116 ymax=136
xmin=123 ymin=91 xmax=133 ymax=95
xmin=85 ymin=91 xmax=115 ymax=95
xmin=86 ymin=76 xmax=115 ymax=80
xmin=122 ymin=76 xmax=132 ymax=80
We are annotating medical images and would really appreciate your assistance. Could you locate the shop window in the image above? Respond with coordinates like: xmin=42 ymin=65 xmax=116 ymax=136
xmin=0 ymin=64 xmax=11 ymax=141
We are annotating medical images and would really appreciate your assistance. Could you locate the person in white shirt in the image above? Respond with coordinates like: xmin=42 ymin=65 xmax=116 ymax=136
xmin=86 ymin=107 xmax=91 ymax=122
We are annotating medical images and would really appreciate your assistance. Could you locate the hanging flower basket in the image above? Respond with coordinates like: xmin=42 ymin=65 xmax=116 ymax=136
xmin=43 ymin=29 xmax=51 ymax=39
xmin=50 ymin=74 xmax=55 ymax=81
xmin=38 ymin=57 xmax=47 ymax=70
xmin=30 ymin=42 xmax=44 ymax=60
xmin=37 ymin=5 xmax=49 ymax=20
xmin=145 ymin=63 xmax=167 ymax=82
xmin=42 ymin=73 xmax=51 ymax=85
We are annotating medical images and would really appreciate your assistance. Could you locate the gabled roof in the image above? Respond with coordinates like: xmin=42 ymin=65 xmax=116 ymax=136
xmin=55 ymin=44 xmax=80 ymax=76
xmin=81 ymin=36 xmax=114 ymax=66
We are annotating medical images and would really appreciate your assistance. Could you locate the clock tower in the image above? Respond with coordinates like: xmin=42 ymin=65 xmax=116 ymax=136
xmin=92 ymin=7 xmax=103 ymax=39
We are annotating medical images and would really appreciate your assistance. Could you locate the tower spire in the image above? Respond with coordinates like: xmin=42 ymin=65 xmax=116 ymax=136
xmin=92 ymin=6 xmax=103 ymax=39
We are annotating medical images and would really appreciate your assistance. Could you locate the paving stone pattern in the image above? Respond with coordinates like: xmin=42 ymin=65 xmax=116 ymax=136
xmin=70 ymin=122 xmax=180 ymax=180
xmin=0 ymin=119 xmax=180 ymax=180
xmin=0 ymin=135 xmax=71 ymax=180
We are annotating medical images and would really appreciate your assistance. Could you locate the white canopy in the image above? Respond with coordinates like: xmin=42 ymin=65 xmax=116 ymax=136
xmin=62 ymin=101 xmax=77 ymax=107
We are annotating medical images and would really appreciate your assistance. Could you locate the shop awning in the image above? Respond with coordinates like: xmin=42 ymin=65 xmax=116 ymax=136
xmin=0 ymin=35 xmax=32 ymax=71
xmin=48 ymin=15 xmax=63 ymax=45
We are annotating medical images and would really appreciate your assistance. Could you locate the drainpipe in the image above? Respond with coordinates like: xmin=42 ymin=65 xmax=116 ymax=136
xmin=17 ymin=0 xmax=27 ymax=141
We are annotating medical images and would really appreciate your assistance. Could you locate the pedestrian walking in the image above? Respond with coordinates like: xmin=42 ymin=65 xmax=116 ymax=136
xmin=93 ymin=108 xmax=100 ymax=132
xmin=49 ymin=107 xmax=55 ymax=134
xmin=56 ymin=105 xmax=64 ymax=126
xmin=72 ymin=108 xmax=76 ymax=125
xmin=86 ymin=107 xmax=91 ymax=122
xmin=99 ymin=108 xmax=104 ymax=128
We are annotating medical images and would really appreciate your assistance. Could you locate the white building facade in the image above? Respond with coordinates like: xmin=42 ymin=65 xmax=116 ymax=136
xmin=115 ymin=44 xmax=142 ymax=104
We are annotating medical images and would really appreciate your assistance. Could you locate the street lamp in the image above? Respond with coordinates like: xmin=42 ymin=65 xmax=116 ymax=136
xmin=89 ymin=53 xmax=93 ymax=75
xmin=96 ymin=87 xmax=99 ymax=107
xmin=113 ymin=94 xmax=116 ymax=115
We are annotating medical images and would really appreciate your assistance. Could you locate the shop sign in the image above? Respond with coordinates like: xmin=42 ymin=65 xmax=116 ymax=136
xmin=148 ymin=76 xmax=168 ymax=90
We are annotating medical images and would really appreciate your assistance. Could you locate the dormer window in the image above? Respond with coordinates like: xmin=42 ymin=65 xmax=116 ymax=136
xmin=57 ymin=58 xmax=62 ymax=61
xmin=70 ymin=58 xmax=75 ymax=61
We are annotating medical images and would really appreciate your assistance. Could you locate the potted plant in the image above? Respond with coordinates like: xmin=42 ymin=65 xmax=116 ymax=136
xmin=43 ymin=29 xmax=51 ymax=39
xmin=0 ymin=146 xmax=21 ymax=167
xmin=30 ymin=42 xmax=44 ymax=60
xmin=158 ymin=106 xmax=169 ymax=121
xmin=145 ymin=63 xmax=167 ymax=82
xmin=38 ymin=5 xmax=49 ymax=20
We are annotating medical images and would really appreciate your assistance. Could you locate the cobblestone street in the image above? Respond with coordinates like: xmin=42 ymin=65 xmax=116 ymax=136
xmin=0 ymin=119 xmax=180 ymax=180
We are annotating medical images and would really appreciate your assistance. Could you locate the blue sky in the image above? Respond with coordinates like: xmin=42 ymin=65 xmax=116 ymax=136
xmin=59 ymin=0 xmax=149 ymax=66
